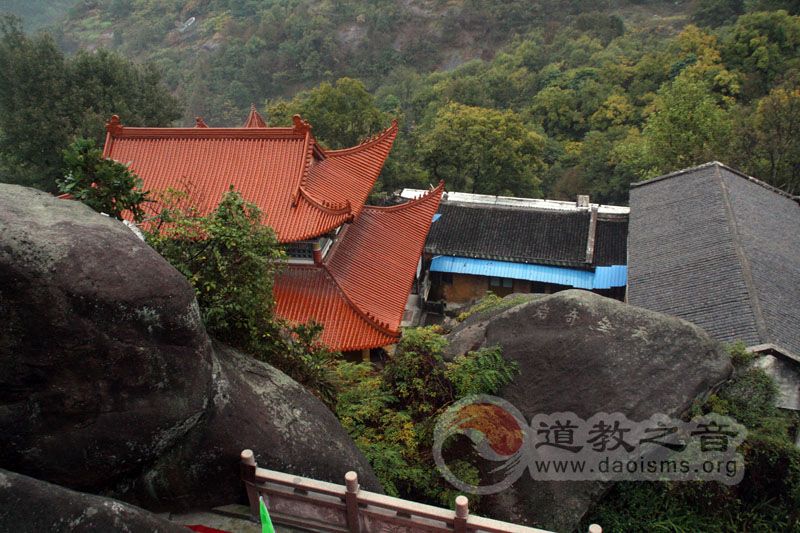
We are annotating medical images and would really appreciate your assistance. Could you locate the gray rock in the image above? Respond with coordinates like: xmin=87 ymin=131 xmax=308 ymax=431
xmin=0 ymin=184 xmax=213 ymax=494
xmin=128 ymin=342 xmax=382 ymax=509
xmin=0 ymin=184 xmax=379 ymax=512
xmin=445 ymin=289 xmax=733 ymax=531
xmin=0 ymin=468 xmax=185 ymax=533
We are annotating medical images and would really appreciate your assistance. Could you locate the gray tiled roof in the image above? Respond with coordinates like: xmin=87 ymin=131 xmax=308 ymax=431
xmin=425 ymin=203 xmax=628 ymax=268
xmin=628 ymin=162 xmax=800 ymax=356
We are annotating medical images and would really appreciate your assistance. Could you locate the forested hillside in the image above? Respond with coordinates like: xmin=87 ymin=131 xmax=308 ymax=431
xmin=2 ymin=0 xmax=799 ymax=202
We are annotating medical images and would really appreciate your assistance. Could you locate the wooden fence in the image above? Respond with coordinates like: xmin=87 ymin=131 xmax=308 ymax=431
xmin=241 ymin=449 xmax=603 ymax=533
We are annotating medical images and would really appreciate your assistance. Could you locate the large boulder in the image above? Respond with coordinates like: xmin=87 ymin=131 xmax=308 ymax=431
xmin=445 ymin=290 xmax=733 ymax=531
xmin=0 ymin=184 xmax=379 ymax=511
xmin=0 ymin=469 xmax=186 ymax=533
xmin=125 ymin=342 xmax=381 ymax=508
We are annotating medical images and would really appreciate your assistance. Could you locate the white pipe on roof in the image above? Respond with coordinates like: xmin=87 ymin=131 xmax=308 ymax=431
xmin=400 ymin=188 xmax=630 ymax=215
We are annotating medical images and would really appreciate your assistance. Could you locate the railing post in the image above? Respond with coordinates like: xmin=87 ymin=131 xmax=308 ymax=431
xmin=454 ymin=495 xmax=468 ymax=533
xmin=345 ymin=471 xmax=360 ymax=533
xmin=588 ymin=524 xmax=602 ymax=533
xmin=240 ymin=449 xmax=259 ymax=518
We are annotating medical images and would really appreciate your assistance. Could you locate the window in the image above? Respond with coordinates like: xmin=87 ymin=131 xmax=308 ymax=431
xmin=489 ymin=277 xmax=513 ymax=288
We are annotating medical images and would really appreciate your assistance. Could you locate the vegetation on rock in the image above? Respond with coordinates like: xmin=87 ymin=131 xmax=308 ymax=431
xmin=334 ymin=326 xmax=518 ymax=507
xmin=582 ymin=343 xmax=800 ymax=531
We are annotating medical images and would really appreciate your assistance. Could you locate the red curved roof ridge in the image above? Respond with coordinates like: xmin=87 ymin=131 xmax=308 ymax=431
xmin=243 ymin=104 xmax=268 ymax=128
xmin=326 ymin=181 xmax=444 ymax=326
xmin=274 ymin=266 xmax=398 ymax=351
xmin=275 ymin=183 xmax=444 ymax=351
xmin=297 ymin=186 xmax=352 ymax=215
xmin=103 ymin=113 xmax=398 ymax=243
xmin=320 ymin=119 xmax=399 ymax=157
xmin=301 ymin=122 xmax=398 ymax=221
xmin=319 ymin=262 xmax=398 ymax=336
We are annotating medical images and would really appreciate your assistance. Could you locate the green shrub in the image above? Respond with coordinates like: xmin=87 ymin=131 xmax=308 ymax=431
xmin=146 ymin=188 xmax=339 ymax=405
xmin=58 ymin=138 xmax=148 ymax=221
xmin=334 ymin=327 xmax=517 ymax=507
xmin=446 ymin=345 xmax=518 ymax=396
xmin=583 ymin=343 xmax=800 ymax=531
xmin=456 ymin=293 xmax=532 ymax=322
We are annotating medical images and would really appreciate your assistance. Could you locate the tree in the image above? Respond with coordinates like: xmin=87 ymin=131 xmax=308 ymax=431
xmin=641 ymin=74 xmax=731 ymax=173
xmin=267 ymin=77 xmax=390 ymax=149
xmin=57 ymin=138 xmax=149 ymax=222
xmin=66 ymin=49 xmax=182 ymax=144
xmin=146 ymin=189 xmax=339 ymax=405
xmin=147 ymin=189 xmax=285 ymax=350
xmin=691 ymin=0 xmax=745 ymax=28
xmin=0 ymin=16 xmax=72 ymax=190
xmin=334 ymin=325 xmax=517 ymax=505
xmin=751 ymin=86 xmax=800 ymax=192
xmin=530 ymin=85 xmax=585 ymax=138
xmin=728 ymin=86 xmax=800 ymax=193
xmin=722 ymin=10 xmax=800 ymax=98
xmin=419 ymin=103 xmax=545 ymax=196
xmin=0 ymin=16 xmax=180 ymax=191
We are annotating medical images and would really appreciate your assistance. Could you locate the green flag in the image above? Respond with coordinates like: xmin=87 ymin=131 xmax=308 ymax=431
xmin=259 ymin=495 xmax=276 ymax=533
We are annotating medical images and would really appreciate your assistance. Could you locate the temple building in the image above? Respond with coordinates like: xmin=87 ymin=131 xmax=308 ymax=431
xmin=102 ymin=108 xmax=443 ymax=354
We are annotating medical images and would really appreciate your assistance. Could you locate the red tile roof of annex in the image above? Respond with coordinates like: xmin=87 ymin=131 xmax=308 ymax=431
xmin=275 ymin=182 xmax=444 ymax=352
xmin=103 ymin=111 xmax=398 ymax=243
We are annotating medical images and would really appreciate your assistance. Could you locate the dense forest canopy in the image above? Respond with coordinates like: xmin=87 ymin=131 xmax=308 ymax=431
xmin=1 ymin=0 xmax=799 ymax=200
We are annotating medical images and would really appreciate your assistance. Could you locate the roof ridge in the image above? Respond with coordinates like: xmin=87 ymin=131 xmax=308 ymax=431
xmin=297 ymin=186 xmax=353 ymax=215
xmin=714 ymin=164 xmax=771 ymax=345
xmin=363 ymin=181 xmax=445 ymax=213
xmin=105 ymin=114 xmax=302 ymax=139
xmin=632 ymin=161 xmax=798 ymax=201
xmin=323 ymin=119 xmax=398 ymax=157
xmin=442 ymin=201 xmax=593 ymax=216
xmin=243 ymin=104 xmax=268 ymax=128
xmin=294 ymin=127 xmax=315 ymax=200
xmin=319 ymin=263 xmax=399 ymax=337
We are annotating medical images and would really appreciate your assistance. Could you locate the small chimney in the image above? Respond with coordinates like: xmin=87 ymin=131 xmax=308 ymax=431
xmin=576 ymin=195 xmax=590 ymax=208
xmin=312 ymin=241 xmax=323 ymax=265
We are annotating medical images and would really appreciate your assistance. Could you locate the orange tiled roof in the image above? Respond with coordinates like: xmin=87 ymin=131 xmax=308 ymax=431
xmin=275 ymin=183 xmax=445 ymax=352
xmin=103 ymin=113 xmax=398 ymax=243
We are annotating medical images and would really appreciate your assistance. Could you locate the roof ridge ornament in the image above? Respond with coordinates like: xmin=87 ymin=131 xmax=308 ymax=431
xmin=243 ymin=104 xmax=268 ymax=128
xmin=106 ymin=115 xmax=123 ymax=135
xmin=292 ymin=114 xmax=311 ymax=133
xmin=195 ymin=117 xmax=208 ymax=128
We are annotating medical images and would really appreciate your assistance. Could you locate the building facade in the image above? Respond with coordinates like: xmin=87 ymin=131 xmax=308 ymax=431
xmin=402 ymin=190 xmax=629 ymax=308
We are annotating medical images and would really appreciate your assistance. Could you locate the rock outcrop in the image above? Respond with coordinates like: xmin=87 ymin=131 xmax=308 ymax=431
xmin=0 ymin=184 xmax=379 ymax=512
xmin=445 ymin=290 xmax=733 ymax=531
xmin=0 ymin=469 xmax=186 ymax=533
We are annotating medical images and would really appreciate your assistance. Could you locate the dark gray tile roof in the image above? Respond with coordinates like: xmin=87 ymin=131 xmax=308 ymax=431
xmin=425 ymin=203 xmax=628 ymax=268
xmin=628 ymin=162 xmax=800 ymax=356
